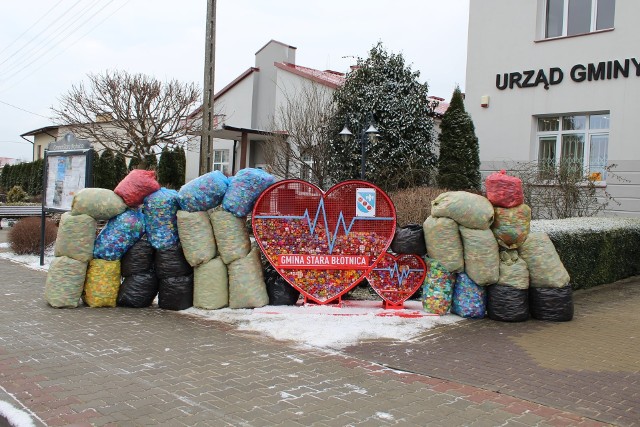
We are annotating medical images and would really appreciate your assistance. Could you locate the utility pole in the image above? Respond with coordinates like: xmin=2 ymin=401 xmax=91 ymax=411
xmin=199 ymin=0 xmax=216 ymax=175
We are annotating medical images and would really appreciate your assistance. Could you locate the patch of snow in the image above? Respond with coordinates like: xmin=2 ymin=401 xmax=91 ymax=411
xmin=0 ymin=245 xmax=54 ymax=271
xmin=531 ymin=217 xmax=640 ymax=236
xmin=0 ymin=401 xmax=35 ymax=427
xmin=0 ymin=243 xmax=9 ymax=249
xmin=183 ymin=301 xmax=461 ymax=350
xmin=376 ymin=412 xmax=395 ymax=421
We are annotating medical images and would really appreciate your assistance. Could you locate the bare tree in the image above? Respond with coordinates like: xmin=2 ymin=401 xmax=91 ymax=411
xmin=52 ymin=70 xmax=201 ymax=160
xmin=263 ymin=81 xmax=335 ymax=189
xmin=504 ymin=160 xmax=622 ymax=219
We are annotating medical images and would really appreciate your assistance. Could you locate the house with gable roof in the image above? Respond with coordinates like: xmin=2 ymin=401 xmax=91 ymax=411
xmin=185 ymin=39 xmax=347 ymax=182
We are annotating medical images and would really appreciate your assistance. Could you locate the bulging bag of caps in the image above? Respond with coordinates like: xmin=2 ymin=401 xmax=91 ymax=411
xmin=423 ymin=216 xmax=464 ymax=273
xmin=143 ymin=188 xmax=180 ymax=250
xmin=451 ymin=273 xmax=486 ymax=318
xmin=459 ymin=226 xmax=499 ymax=286
xmin=529 ymin=285 xmax=573 ymax=321
xmin=114 ymin=169 xmax=161 ymax=207
xmin=422 ymin=258 xmax=455 ymax=315
xmin=491 ymin=205 xmax=531 ymax=249
xmin=193 ymin=257 xmax=228 ymax=309
xmin=209 ymin=210 xmax=251 ymax=264
xmin=121 ymin=238 xmax=155 ymax=277
xmin=158 ymin=274 xmax=194 ymax=311
xmin=54 ymin=212 xmax=96 ymax=263
xmin=497 ymin=250 xmax=529 ymax=290
xmin=518 ymin=232 xmax=570 ymax=288
xmin=117 ymin=272 xmax=158 ymax=308
xmin=485 ymin=170 xmax=524 ymax=208
xmin=222 ymin=168 xmax=275 ymax=217
xmin=71 ymin=188 xmax=127 ymax=220
xmin=177 ymin=210 xmax=217 ymax=267
xmin=487 ymin=284 xmax=529 ymax=322
xmin=390 ymin=224 xmax=427 ymax=256
xmin=45 ymin=256 xmax=87 ymax=308
xmin=178 ymin=170 xmax=229 ymax=212
xmin=228 ymin=246 xmax=269 ymax=309
xmin=83 ymin=259 xmax=121 ymax=308
xmin=93 ymin=209 xmax=145 ymax=261
xmin=154 ymin=244 xmax=193 ymax=279
xmin=431 ymin=191 xmax=494 ymax=230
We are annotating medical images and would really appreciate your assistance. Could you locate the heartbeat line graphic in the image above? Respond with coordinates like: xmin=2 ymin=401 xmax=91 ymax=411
xmin=254 ymin=198 xmax=394 ymax=254
xmin=372 ymin=262 xmax=423 ymax=286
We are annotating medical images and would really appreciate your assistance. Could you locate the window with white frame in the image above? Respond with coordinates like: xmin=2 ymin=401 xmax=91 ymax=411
xmin=299 ymin=151 xmax=313 ymax=181
xmin=545 ymin=0 xmax=615 ymax=38
xmin=536 ymin=113 xmax=609 ymax=181
xmin=212 ymin=149 xmax=230 ymax=175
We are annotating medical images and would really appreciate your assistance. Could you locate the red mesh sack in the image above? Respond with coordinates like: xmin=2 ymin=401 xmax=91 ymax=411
xmin=485 ymin=170 xmax=524 ymax=208
xmin=114 ymin=169 xmax=161 ymax=207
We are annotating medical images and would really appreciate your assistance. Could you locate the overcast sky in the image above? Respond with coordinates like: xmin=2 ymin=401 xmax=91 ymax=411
xmin=0 ymin=0 xmax=469 ymax=160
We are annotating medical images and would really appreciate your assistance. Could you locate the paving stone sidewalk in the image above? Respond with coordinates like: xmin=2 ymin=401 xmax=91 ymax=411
xmin=0 ymin=256 xmax=619 ymax=426
xmin=345 ymin=277 xmax=640 ymax=427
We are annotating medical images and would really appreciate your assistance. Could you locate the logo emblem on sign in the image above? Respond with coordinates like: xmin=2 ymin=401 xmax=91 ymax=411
xmin=356 ymin=188 xmax=376 ymax=217
xmin=252 ymin=180 xmax=396 ymax=304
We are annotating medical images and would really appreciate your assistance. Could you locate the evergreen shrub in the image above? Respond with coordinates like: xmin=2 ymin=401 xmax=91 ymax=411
xmin=7 ymin=186 xmax=28 ymax=203
xmin=533 ymin=219 xmax=640 ymax=290
xmin=8 ymin=217 xmax=58 ymax=255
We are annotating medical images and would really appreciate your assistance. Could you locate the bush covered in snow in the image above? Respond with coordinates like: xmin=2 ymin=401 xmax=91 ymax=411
xmin=532 ymin=217 xmax=640 ymax=290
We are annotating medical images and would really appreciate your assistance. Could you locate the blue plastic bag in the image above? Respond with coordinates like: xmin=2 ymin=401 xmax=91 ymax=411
xmin=93 ymin=209 xmax=145 ymax=260
xmin=144 ymin=188 xmax=180 ymax=250
xmin=222 ymin=168 xmax=275 ymax=217
xmin=178 ymin=171 xmax=229 ymax=212
xmin=452 ymin=273 xmax=487 ymax=318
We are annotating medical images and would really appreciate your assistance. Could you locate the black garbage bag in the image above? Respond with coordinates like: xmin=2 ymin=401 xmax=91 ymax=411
xmin=487 ymin=284 xmax=529 ymax=322
xmin=117 ymin=272 xmax=158 ymax=308
xmin=158 ymin=274 xmax=194 ymax=310
xmin=155 ymin=244 xmax=193 ymax=279
xmin=390 ymin=224 xmax=427 ymax=256
xmin=121 ymin=238 xmax=154 ymax=277
xmin=529 ymin=285 xmax=573 ymax=322
xmin=264 ymin=264 xmax=299 ymax=305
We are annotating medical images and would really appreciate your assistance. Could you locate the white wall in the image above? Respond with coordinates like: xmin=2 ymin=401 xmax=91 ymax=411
xmin=466 ymin=0 xmax=640 ymax=216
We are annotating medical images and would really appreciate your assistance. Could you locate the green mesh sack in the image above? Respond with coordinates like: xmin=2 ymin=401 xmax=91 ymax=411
xmin=54 ymin=212 xmax=96 ymax=263
xmin=518 ymin=232 xmax=570 ymax=288
xmin=177 ymin=210 xmax=217 ymax=267
xmin=497 ymin=250 xmax=529 ymax=290
xmin=45 ymin=256 xmax=87 ymax=308
xmin=423 ymin=216 xmax=464 ymax=273
xmin=83 ymin=259 xmax=121 ymax=307
xmin=71 ymin=188 xmax=127 ymax=220
xmin=228 ymin=246 xmax=268 ymax=309
xmin=193 ymin=256 xmax=228 ymax=309
xmin=431 ymin=191 xmax=494 ymax=230
xmin=459 ymin=226 xmax=499 ymax=286
xmin=491 ymin=205 xmax=531 ymax=249
xmin=209 ymin=209 xmax=251 ymax=265
xmin=421 ymin=258 xmax=455 ymax=315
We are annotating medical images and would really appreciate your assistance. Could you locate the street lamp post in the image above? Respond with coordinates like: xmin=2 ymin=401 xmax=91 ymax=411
xmin=339 ymin=113 xmax=379 ymax=180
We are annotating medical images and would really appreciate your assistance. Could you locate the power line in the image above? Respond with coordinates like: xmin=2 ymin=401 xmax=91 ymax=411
xmin=0 ymin=1 xmax=105 ymax=78
xmin=0 ymin=99 xmax=51 ymax=119
xmin=0 ymin=0 xmax=65 ymax=57
xmin=0 ymin=0 xmax=83 ymax=68
xmin=0 ymin=0 xmax=129 ymax=93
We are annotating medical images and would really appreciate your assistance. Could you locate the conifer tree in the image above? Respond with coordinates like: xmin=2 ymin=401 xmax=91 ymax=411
xmin=157 ymin=146 xmax=174 ymax=188
xmin=174 ymin=146 xmax=186 ymax=187
xmin=143 ymin=153 xmax=157 ymax=171
xmin=128 ymin=155 xmax=141 ymax=171
xmin=436 ymin=87 xmax=481 ymax=191
xmin=114 ymin=152 xmax=128 ymax=185
xmin=91 ymin=150 xmax=101 ymax=187
xmin=327 ymin=43 xmax=437 ymax=191
xmin=99 ymin=148 xmax=117 ymax=189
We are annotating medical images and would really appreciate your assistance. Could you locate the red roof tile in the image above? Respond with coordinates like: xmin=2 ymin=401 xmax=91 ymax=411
xmin=275 ymin=62 xmax=346 ymax=89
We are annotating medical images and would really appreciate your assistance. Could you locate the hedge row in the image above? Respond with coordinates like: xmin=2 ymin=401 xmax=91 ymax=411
xmin=1 ymin=160 xmax=44 ymax=195
xmin=546 ymin=224 xmax=640 ymax=290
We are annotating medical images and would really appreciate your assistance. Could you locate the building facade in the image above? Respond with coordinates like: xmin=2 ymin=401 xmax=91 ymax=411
xmin=466 ymin=0 xmax=640 ymax=216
